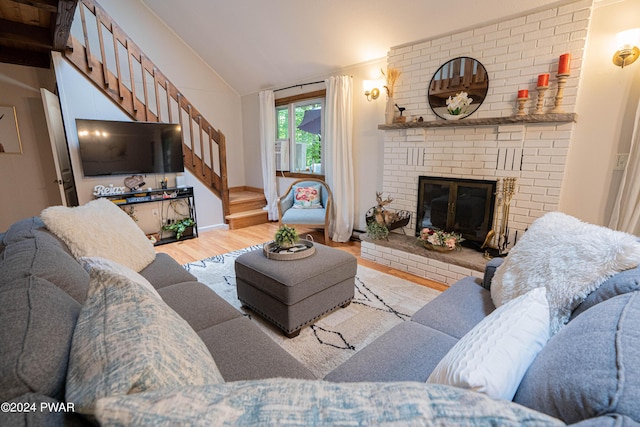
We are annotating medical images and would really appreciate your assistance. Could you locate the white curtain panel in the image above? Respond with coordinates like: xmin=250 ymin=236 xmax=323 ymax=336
xmin=259 ymin=90 xmax=279 ymax=221
xmin=610 ymin=99 xmax=640 ymax=235
xmin=325 ymin=76 xmax=354 ymax=242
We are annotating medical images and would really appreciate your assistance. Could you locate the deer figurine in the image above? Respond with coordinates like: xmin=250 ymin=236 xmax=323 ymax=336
xmin=373 ymin=192 xmax=400 ymax=226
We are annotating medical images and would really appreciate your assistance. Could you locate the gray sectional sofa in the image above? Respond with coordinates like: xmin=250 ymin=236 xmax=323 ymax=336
xmin=2 ymin=215 xmax=640 ymax=426
xmin=326 ymin=259 xmax=640 ymax=426
xmin=0 ymin=217 xmax=314 ymax=426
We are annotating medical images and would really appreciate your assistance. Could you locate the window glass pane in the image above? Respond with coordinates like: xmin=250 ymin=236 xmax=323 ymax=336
xmin=276 ymin=107 xmax=288 ymax=139
xmin=293 ymin=101 xmax=322 ymax=173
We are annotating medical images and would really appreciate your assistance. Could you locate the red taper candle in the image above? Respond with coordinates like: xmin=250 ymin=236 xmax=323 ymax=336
xmin=558 ymin=53 xmax=571 ymax=75
xmin=537 ymin=74 xmax=549 ymax=87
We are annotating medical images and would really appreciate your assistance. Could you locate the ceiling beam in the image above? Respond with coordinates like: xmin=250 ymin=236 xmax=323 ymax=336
xmin=9 ymin=0 xmax=58 ymax=13
xmin=53 ymin=0 xmax=77 ymax=50
xmin=0 ymin=46 xmax=50 ymax=68
xmin=0 ymin=18 xmax=52 ymax=49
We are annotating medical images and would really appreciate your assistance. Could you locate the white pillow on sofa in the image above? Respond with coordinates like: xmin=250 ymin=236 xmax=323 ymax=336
xmin=41 ymin=198 xmax=156 ymax=272
xmin=427 ymin=287 xmax=550 ymax=401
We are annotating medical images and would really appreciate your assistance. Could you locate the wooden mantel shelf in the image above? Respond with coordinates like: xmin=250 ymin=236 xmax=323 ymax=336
xmin=378 ymin=113 xmax=577 ymax=130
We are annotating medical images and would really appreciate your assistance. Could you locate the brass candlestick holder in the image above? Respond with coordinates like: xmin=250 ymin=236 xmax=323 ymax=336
xmin=534 ymin=86 xmax=548 ymax=114
xmin=551 ymin=73 xmax=569 ymax=114
xmin=516 ymin=97 xmax=528 ymax=116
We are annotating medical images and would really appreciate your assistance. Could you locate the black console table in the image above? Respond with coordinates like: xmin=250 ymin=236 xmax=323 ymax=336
xmin=98 ymin=186 xmax=197 ymax=246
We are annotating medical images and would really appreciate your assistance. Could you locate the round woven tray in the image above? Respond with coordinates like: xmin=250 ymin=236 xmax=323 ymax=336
xmin=263 ymin=239 xmax=315 ymax=260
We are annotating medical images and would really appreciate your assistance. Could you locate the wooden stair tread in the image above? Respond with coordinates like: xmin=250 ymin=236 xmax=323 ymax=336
xmin=229 ymin=190 xmax=265 ymax=205
xmin=225 ymin=208 xmax=270 ymax=230
xmin=225 ymin=208 xmax=268 ymax=220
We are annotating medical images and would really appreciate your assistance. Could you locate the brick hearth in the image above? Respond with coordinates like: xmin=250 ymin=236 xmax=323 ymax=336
xmin=360 ymin=233 xmax=488 ymax=285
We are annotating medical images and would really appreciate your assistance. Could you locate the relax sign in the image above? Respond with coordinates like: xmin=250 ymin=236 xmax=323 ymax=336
xmin=93 ymin=184 xmax=126 ymax=197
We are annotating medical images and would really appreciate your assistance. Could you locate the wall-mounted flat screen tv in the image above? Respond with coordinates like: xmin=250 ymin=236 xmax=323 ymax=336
xmin=76 ymin=119 xmax=184 ymax=177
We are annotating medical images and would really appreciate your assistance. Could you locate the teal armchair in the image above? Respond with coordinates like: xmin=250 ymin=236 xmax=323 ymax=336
xmin=278 ymin=178 xmax=333 ymax=243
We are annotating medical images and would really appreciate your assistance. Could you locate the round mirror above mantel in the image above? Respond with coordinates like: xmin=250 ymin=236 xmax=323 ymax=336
xmin=428 ymin=57 xmax=489 ymax=120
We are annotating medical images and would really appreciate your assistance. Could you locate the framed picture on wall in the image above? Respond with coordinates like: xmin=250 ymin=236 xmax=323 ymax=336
xmin=0 ymin=105 xmax=23 ymax=154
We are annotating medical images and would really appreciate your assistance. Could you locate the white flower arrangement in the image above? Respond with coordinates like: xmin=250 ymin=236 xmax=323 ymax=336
xmin=446 ymin=91 xmax=473 ymax=116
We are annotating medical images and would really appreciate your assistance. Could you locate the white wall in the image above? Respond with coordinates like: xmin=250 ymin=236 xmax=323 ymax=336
xmin=560 ymin=0 xmax=640 ymax=225
xmin=348 ymin=59 xmax=388 ymax=231
xmin=53 ymin=54 xmax=224 ymax=233
xmin=0 ymin=63 xmax=59 ymax=231
xmin=97 ymin=0 xmax=245 ymax=188
xmin=4 ymin=0 xmax=638 ymax=235
xmin=241 ymin=58 xmax=386 ymax=231
xmin=241 ymin=0 xmax=640 ymax=232
xmin=51 ymin=0 xmax=246 ymax=231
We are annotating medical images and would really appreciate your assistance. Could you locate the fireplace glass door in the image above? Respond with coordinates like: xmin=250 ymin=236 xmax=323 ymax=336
xmin=416 ymin=176 xmax=496 ymax=246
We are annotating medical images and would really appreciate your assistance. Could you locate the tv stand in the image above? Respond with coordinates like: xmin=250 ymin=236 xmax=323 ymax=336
xmin=98 ymin=186 xmax=197 ymax=246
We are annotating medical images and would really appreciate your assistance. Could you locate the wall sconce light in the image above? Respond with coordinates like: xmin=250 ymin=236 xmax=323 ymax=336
xmin=363 ymin=80 xmax=380 ymax=101
xmin=613 ymin=28 xmax=640 ymax=68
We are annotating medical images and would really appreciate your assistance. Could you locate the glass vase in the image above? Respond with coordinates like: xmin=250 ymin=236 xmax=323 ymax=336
xmin=385 ymin=96 xmax=395 ymax=125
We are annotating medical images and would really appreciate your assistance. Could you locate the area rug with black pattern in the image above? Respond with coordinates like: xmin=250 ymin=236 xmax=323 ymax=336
xmin=184 ymin=245 xmax=440 ymax=378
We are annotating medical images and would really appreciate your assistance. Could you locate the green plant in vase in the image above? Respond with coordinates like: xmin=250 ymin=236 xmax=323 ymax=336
xmin=274 ymin=224 xmax=299 ymax=249
xmin=366 ymin=221 xmax=389 ymax=240
xmin=162 ymin=217 xmax=195 ymax=240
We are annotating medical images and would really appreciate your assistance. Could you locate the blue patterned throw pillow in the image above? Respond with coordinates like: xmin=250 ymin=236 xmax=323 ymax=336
xmin=66 ymin=268 xmax=224 ymax=414
xmin=94 ymin=379 xmax=565 ymax=426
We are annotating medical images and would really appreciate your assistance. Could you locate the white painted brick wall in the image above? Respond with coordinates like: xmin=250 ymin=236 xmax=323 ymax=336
xmin=383 ymin=0 xmax=591 ymax=247
xmin=372 ymin=0 xmax=591 ymax=284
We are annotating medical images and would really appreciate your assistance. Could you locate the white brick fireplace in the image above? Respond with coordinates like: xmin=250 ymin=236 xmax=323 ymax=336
xmin=362 ymin=0 xmax=593 ymax=285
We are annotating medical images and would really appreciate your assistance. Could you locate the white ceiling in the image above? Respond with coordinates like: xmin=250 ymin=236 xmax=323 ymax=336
xmin=141 ymin=0 xmax=565 ymax=96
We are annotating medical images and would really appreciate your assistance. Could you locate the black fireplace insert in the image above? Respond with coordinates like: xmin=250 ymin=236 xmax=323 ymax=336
xmin=416 ymin=176 xmax=496 ymax=248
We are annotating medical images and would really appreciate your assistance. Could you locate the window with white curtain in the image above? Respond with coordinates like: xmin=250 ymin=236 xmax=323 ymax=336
xmin=275 ymin=96 xmax=324 ymax=175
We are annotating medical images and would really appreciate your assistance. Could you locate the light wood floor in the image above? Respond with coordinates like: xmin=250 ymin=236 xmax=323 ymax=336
xmin=156 ymin=222 xmax=447 ymax=292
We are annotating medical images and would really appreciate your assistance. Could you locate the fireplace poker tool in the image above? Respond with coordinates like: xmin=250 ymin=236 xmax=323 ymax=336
xmin=481 ymin=177 xmax=517 ymax=258
xmin=498 ymin=177 xmax=517 ymax=254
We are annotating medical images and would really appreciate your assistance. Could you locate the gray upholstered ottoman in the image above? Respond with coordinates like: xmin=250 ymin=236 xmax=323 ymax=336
xmin=234 ymin=243 xmax=357 ymax=337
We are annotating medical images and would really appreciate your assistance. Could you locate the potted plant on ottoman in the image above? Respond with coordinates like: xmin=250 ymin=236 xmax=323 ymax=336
xmin=274 ymin=224 xmax=299 ymax=249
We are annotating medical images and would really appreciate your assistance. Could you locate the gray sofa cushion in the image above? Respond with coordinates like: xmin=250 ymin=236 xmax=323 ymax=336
xmin=0 ymin=393 xmax=87 ymax=427
xmin=197 ymin=317 xmax=315 ymax=382
xmin=571 ymin=266 xmax=640 ymax=320
xmin=140 ymin=253 xmax=197 ymax=289
xmin=324 ymin=321 xmax=458 ymax=383
xmin=514 ymin=291 xmax=640 ymax=424
xmin=158 ymin=281 xmax=243 ymax=332
xmin=0 ymin=393 xmax=66 ymax=427
xmin=2 ymin=217 xmax=46 ymax=244
xmin=0 ymin=275 xmax=80 ymax=401
xmin=1 ymin=238 xmax=89 ymax=303
xmin=570 ymin=415 xmax=640 ymax=427
xmin=483 ymin=257 xmax=503 ymax=289
xmin=2 ymin=217 xmax=69 ymax=251
xmin=411 ymin=276 xmax=495 ymax=339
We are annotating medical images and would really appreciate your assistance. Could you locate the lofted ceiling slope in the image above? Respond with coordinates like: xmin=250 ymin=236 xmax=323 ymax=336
xmin=141 ymin=0 xmax=567 ymax=96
